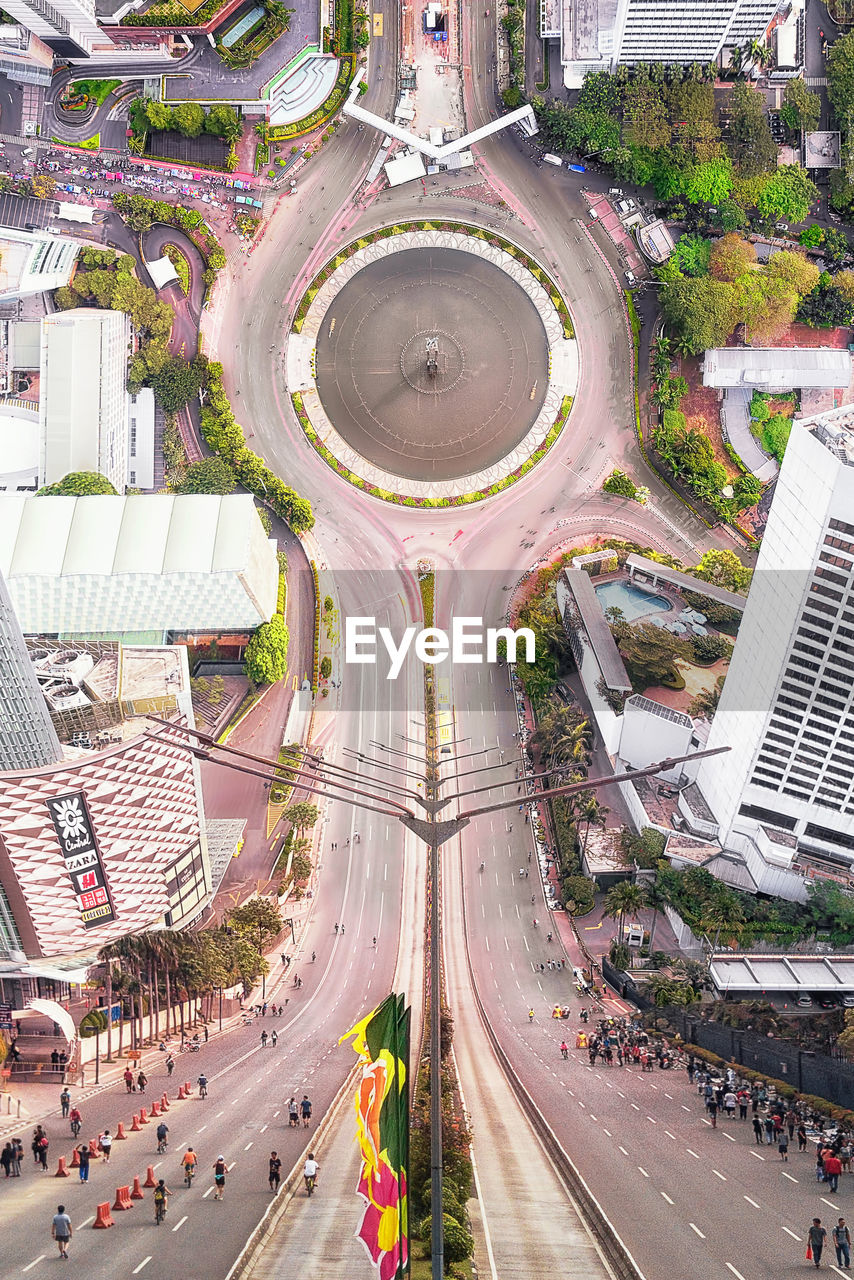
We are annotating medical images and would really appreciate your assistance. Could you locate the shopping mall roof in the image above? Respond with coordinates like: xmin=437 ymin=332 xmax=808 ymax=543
xmin=702 ymin=347 xmax=852 ymax=391
xmin=710 ymin=954 xmax=854 ymax=995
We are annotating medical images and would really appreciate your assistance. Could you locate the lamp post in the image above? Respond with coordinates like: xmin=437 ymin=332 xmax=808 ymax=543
xmin=150 ymin=717 xmax=729 ymax=1280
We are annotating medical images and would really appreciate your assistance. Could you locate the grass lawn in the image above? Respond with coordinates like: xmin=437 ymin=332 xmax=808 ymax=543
xmin=52 ymin=133 xmax=100 ymax=150
xmin=70 ymin=78 xmax=121 ymax=105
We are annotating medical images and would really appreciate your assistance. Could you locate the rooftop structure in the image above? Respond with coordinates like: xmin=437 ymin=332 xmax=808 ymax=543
xmin=709 ymin=954 xmax=854 ymax=996
xmin=0 ymin=398 xmax=39 ymax=492
xmin=559 ymin=568 xmax=632 ymax=691
xmin=702 ymin=347 xmax=852 ymax=391
xmin=0 ymin=494 xmax=279 ymax=639
xmin=39 ymin=308 xmax=131 ymax=494
xmin=624 ymin=555 xmax=747 ymax=610
xmin=0 ymin=568 xmax=61 ymax=771
xmin=0 ymin=228 xmax=81 ymax=301
xmin=805 ymin=131 xmax=841 ymax=170
xmin=636 ymin=219 xmax=675 ymax=265
xmin=145 ymin=255 xmax=179 ymax=291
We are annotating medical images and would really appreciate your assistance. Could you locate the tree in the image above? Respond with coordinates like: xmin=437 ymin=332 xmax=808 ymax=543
xmin=603 ymin=468 xmax=639 ymax=499
xmin=709 ymin=233 xmax=756 ymax=281
xmin=171 ymin=101 xmax=205 ymax=138
xmin=690 ymin=548 xmax=752 ymax=593
xmin=756 ymin=165 xmax=818 ymax=224
xmin=319 ymin=654 xmax=332 ymax=679
xmin=612 ymin=622 xmax=692 ymax=688
xmin=174 ymin=456 xmax=236 ymax=494
xmin=229 ymin=895 xmax=283 ymax=954
xmin=530 ymin=704 xmax=592 ymax=776
xmin=603 ymin=881 xmax=647 ymax=942
xmin=670 ymin=234 xmax=712 ymax=278
xmin=781 ymin=78 xmax=821 ymax=134
xmin=760 ymin=413 xmax=792 ymax=463
xmin=54 ymin=285 xmax=79 ymax=310
xmin=31 ymin=173 xmax=55 ymax=199
xmin=728 ymin=81 xmax=778 ymax=176
xmin=644 ymin=874 xmax=676 ymax=952
xmin=799 ymin=224 xmax=825 ymax=248
xmin=244 ymin=614 xmax=289 ymax=685
xmin=685 ymin=157 xmax=733 ymax=205
xmin=713 ymin=200 xmax=749 ymax=233
xmin=143 ymin=99 xmax=173 ymax=132
xmin=37 ymin=471 xmax=117 ymax=496
xmin=828 ymin=31 xmax=854 ymax=123
xmin=661 ymin=274 xmax=739 ymax=352
xmin=688 ymin=672 xmax=726 ymax=719
xmin=443 ymin=1216 xmax=474 ymax=1271
xmin=205 ymin=103 xmax=242 ymax=143
xmin=651 ymin=376 xmax=689 ymax=408
xmin=284 ymin=801 xmax=319 ymax=833
xmin=152 ymin=356 xmax=205 ymax=413
xmin=620 ymin=826 xmax=667 ymax=871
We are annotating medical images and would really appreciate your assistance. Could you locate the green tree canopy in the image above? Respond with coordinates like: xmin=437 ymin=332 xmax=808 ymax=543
xmin=175 ymin=456 xmax=237 ymax=494
xmin=690 ymin=548 xmax=753 ymax=593
xmin=152 ymin=356 xmax=206 ymax=413
xmin=728 ymin=81 xmax=778 ymax=176
xmin=709 ymin=232 xmax=756 ymax=281
xmin=612 ymin=620 xmax=693 ymax=687
xmin=685 ymin=156 xmax=733 ymax=205
xmin=228 ymin=896 xmax=283 ymax=951
xmin=661 ymin=274 xmax=739 ymax=352
xmin=755 ymin=165 xmax=818 ymax=224
xmin=828 ymin=30 xmax=854 ymax=124
xmin=171 ymin=101 xmax=205 ymax=137
xmin=284 ymin=801 xmax=319 ymax=832
xmin=780 ymin=78 xmax=821 ymax=134
xmin=37 ymin=471 xmax=117 ymax=496
xmin=244 ymin=614 xmax=289 ymax=685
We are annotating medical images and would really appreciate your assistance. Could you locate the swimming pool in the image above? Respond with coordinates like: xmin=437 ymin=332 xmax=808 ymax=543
xmin=594 ymin=579 xmax=671 ymax=622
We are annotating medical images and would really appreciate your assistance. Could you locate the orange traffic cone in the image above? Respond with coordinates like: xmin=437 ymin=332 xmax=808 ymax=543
xmin=92 ymin=1202 xmax=114 ymax=1229
xmin=160 ymin=1094 xmax=169 ymax=1110
xmin=130 ymin=1114 xmax=141 ymax=1132
xmin=177 ymin=1086 xmax=186 ymax=1099
xmin=143 ymin=1165 xmax=157 ymax=1188
xmin=88 ymin=1138 xmax=101 ymax=1158
xmin=138 ymin=1108 xmax=149 ymax=1125
xmin=184 ymin=1082 xmax=191 ymax=1094
xmin=130 ymin=1176 xmax=144 ymax=1200
xmin=112 ymin=1185 xmax=133 ymax=1211
xmin=55 ymin=1156 xmax=70 ymax=1177
xmin=115 ymin=1122 xmax=127 ymax=1140
xmin=70 ymin=1147 xmax=80 ymax=1168
xmin=150 ymin=1101 xmax=160 ymax=1117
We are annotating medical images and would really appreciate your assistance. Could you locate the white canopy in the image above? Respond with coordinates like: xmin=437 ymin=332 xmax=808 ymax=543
xmin=26 ymin=997 xmax=76 ymax=1043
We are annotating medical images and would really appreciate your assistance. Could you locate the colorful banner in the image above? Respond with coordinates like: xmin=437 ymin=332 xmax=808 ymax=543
xmin=340 ymin=992 xmax=410 ymax=1280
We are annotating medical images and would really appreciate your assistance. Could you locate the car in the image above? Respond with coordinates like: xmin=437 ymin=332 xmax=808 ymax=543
xmin=796 ymin=994 xmax=813 ymax=1008
xmin=776 ymin=222 xmax=789 ymax=232
xmin=842 ymin=995 xmax=854 ymax=1007
xmin=817 ymin=995 xmax=839 ymax=1009
xmin=624 ymin=270 xmax=637 ymax=285
xmin=609 ymin=187 xmax=623 ymax=196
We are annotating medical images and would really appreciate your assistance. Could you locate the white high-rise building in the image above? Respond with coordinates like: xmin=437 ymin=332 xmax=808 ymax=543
xmin=39 ymin=308 xmax=131 ymax=494
xmin=696 ymin=412 xmax=854 ymax=892
xmin=555 ymin=0 xmax=780 ymax=87
xmin=1 ymin=0 xmax=101 ymax=58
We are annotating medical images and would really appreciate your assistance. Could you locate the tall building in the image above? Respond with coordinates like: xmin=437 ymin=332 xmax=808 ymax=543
xmin=0 ymin=568 xmax=62 ymax=770
xmin=696 ymin=412 xmax=854 ymax=891
xmin=39 ymin=309 xmax=131 ymax=494
xmin=554 ymin=0 xmax=779 ymax=86
xmin=1 ymin=0 xmax=101 ymax=58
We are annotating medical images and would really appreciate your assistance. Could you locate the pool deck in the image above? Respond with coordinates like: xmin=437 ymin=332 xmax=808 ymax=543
xmin=592 ymin=571 xmax=681 ymax=624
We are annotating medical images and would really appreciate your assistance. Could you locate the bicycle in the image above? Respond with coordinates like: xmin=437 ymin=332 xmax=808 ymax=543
xmin=198 ymin=1082 xmax=207 ymax=1099
xmin=305 ymin=1173 xmax=316 ymax=1197
xmin=157 ymin=1137 xmax=168 ymax=1155
xmin=184 ymin=1164 xmax=195 ymax=1188
xmin=155 ymin=1198 xmax=167 ymax=1225
xmin=70 ymin=1119 xmax=81 ymax=1139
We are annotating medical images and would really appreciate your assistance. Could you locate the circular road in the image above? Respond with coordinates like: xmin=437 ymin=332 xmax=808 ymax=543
xmin=314 ymin=246 xmax=550 ymax=483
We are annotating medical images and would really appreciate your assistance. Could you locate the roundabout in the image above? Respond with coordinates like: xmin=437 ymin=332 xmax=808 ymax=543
xmin=286 ymin=225 xmax=579 ymax=504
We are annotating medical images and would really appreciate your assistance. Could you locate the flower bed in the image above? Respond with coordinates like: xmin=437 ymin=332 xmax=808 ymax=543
xmin=267 ymin=55 xmax=356 ymax=142
xmin=163 ymin=243 xmax=191 ymax=294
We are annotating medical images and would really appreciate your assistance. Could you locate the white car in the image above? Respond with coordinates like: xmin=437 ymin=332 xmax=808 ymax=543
xmin=842 ymin=994 xmax=854 ymax=1007
xmin=624 ymin=270 xmax=637 ymax=285
xmin=796 ymin=994 xmax=813 ymax=1008
xmin=776 ymin=222 xmax=789 ymax=232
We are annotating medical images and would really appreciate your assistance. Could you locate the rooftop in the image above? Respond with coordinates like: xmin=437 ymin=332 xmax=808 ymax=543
xmin=702 ymin=347 xmax=852 ymax=391
xmin=625 ymin=555 xmax=747 ymax=610
xmin=561 ymin=568 xmax=632 ymax=691
xmin=636 ymin=219 xmax=675 ymax=265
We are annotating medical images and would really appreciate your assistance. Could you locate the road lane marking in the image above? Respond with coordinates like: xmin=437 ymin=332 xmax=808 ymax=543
xmin=197 ymin=1126 xmax=207 ymax=1134
xmin=638 ymin=1166 xmax=649 ymax=1177
xmin=648 ymin=1083 xmax=658 ymax=1090
xmin=661 ymin=1192 xmax=674 ymax=1205
xmin=618 ymin=1146 xmax=629 ymax=1156
xmin=722 ymin=1131 xmax=736 ymax=1142
xmin=664 ymin=1093 xmax=673 ymax=1099
xmin=822 ymin=1197 xmax=838 ymax=1210
xmin=589 ymin=1114 xmax=598 ymax=1121
xmin=630 ymin=1103 xmax=640 ymax=1111
xmin=203 ymin=1187 xmax=214 ymax=1199
xmin=132 ymin=1259 xmax=152 ymax=1275
xmin=245 ymin=1141 xmax=253 ymax=1150
xmin=216 ymin=1111 xmax=225 ymax=1118
xmin=22 ymin=1258 xmax=45 ymax=1272
xmin=77 ymin=1216 xmax=94 ymax=1229
xmin=782 ymin=1172 xmax=798 ymax=1183
xmin=783 ymin=1227 xmax=801 ymax=1240
xmin=750 ymin=1150 xmax=765 ymax=1161
xmin=726 ymin=1266 xmax=748 ymax=1280
xmin=647 ymin=1116 xmax=657 ymax=1124
xmin=744 ymin=1196 xmax=760 ymax=1208
xmin=260 ymin=1124 xmax=268 ymax=1133
xmin=712 ymin=1169 xmax=726 ymax=1181
xmin=172 ymin=1216 xmax=187 ymax=1232
xmin=681 ymin=1105 xmax=690 ymax=1111
xmin=689 ymin=1223 xmax=705 ymax=1239
xmin=602 ymin=1128 xmax=612 ymax=1137
xmin=686 ymin=1149 xmax=700 ymax=1159
xmin=665 ymin=1131 xmax=676 ymax=1140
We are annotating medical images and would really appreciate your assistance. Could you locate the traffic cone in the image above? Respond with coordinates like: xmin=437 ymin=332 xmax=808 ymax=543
xmin=143 ymin=1165 xmax=157 ymax=1188
xmin=130 ymin=1114 xmax=141 ymax=1132
xmin=150 ymin=1101 xmax=160 ymax=1117
xmin=160 ymin=1094 xmax=169 ymax=1110
xmin=92 ymin=1202 xmax=113 ymax=1229
xmin=55 ymin=1156 xmax=70 ymax=1177
xmin=184 ymin=1082 xmax=191 ymax=1095
xmin=177 ymin=1085 xmax=186 ymax=1099
xmin=88 ymin=1138 xmax=101 ymax=1158
xmin=115 ymin=1122 xmax=127 ymax=1140
xmin=70 ymin=1147 xmax=80 ymax=1168
xmin=130 ymin=1176 xmax=144 ymax=1200
xmin=139 ymin=1108 xmax=149 ymax=1125
xmin=112 ymin=1185 xmax=133 ymax=1210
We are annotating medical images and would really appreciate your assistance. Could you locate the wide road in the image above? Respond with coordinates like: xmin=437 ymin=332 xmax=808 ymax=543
xmin=0 ymin=582 xmax=421 ymax=1279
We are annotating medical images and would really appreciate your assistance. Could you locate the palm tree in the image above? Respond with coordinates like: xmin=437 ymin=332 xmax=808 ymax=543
xmin=603 ymin=881 xmax=647 ymax=942
xmin=687 ymin=61 xmax=704 ymax=83
xmin=704 ymin=60 xmax=719 ymax=83
xmin=645 ymin=876 xmax=676 ymax=953
xmin=743 ymin=38 xmax=770 ymax=70
xmin=729 ymin=46 xmax=744 ymax=77
xmin=579 ymin=794 xmax=609 ymax=860
xmin=700 ymin=889 xmax=745 ymax=950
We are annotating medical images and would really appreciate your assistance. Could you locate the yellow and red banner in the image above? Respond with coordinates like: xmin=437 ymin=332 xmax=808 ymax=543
xmin=340 ymin=993 xmax=410 ymax=1279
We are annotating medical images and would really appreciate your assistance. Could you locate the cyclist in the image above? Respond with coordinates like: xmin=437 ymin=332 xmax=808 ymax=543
xmin=69 ymin=1107 xmax=81 ymax=1139
xmin=303 ymin=1152 xmax=319 ymax=1195
xmin=260 ymin=1030 xmax=268 ymax=1048
xmin=479 ymin=861 xmax=484 ymax=872
xmin=373 ymin=936 xmax=377 ymax=947
xmin=560 ymin=1042 xmax=569 ymax=1060
xmin=271 ymin=1030 xmax=278 ymax=1047
xmin=153 ymin=1178 xmax=171 ymax=1224
xmin=528 ymin=1008 xmax=535 ymax=1022
xmin=212 ymin=1155 xmax=226 ymax=1200
xmin=197 ymin=1073 xmax=208 ymax=1099
xmin=156 ymin=1121 xmax=169 ymax=1153
xmin=181 ymin=1147 xmax=197 ymax=1186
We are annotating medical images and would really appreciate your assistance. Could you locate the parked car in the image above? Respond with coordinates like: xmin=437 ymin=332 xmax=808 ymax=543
xmin=609 ymin=187 xmax=623 ymax=196
xmin=796 ymin=993 xmax=813 ymax=1008
xmin=842 ymin=994 xmax=854 ymax=1007
xmin=775 ymin=222 xmax=789 ymax=232
xmin=817 ymin=995 xmax=838 ymax=1009
xmin=624 ymin=270 xmax=637 ymax=285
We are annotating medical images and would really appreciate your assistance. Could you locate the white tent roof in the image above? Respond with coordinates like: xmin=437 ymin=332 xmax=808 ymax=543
xmin=145 ymin=255 xmax=180 ymax=291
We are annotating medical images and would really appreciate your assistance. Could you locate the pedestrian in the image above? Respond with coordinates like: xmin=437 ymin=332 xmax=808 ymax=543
xmin=301 ymin=1095 xmax=312 ymax=1128
xmin=269 ymin=1151 xmax=282 ymax=1192
xmin=724 ymin=1090 xmax=737 ymax=1120
xmin=787 ymin=1109 xmax=797 ymax=1141
xmin=124 ymin=1066 xmax=134 ymax=1093
xmin=0 ymin=1142 xmax=12 ymax=1177
xmin=99 ymin=1129 xmax=113 ymax=1164
xmin=11 ymin=1139 xmax=22 ymax=1176
xmin=166 ymin=1054 xmax=175 ymax=1077
xmin=737 ymin=1088 xmax=749 ymax=1120
xmin=51 ymin=1204 xmax=72 ymax=1260
xmin=752 ymin=1115 xmax=764 ymax=1145
xmin=281 ymin=954 xmax=287 ymax=966
xmin=137 ymin=1070 xmax=147 ymax=1094
xmin=271 ymin=1030 xmax=278 ymax=1047
xmin=37 ymin=1133 xmax=49 ymax=1171
xmin=826 ymin=1152 xmax=842 ymax=1192
xmin=77 ymin=1144 xmax=90 ymax=1183
xmin=60 ymin=1088 xmax=71 ymax=1118
xmin=778 ymin=1131 xmax=789 ymax=1161
xmin=288 ymin=1096 xmax=298 ymax=1127
xmin=260 ymin=1030 xmax=268 ymax=1048
xmin=841 ymin=1141 xmax=852 ymax=1174
xmin=708 ymin=1098 xmax=718 ymax=1128
xmin=833 ymin=1218 xmax=851 ymax=1269
xmin=764 ymin=1115 xmax=775 ymax=1145
xmin=204 ymin=1025 xmax=209 ymax=1043
xmin=817 ymin=1151 xmax=828 ymax=1182
xmin=809 ymin=1218 xmax=827 ymax=1269
xmin=213 ymin=1155 xmax=226 ymax=1200
xmin=798 ymin=1123 xmax=808 ymax=1153
xmin=32 ymin=1125 xmax=46 ymax=1165
xmin=262 ymin=1002 xmax=267 ymax=1017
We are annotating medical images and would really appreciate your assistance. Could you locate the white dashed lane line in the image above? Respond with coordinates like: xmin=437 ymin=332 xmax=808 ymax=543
xmin=726 ymin=1265 xmax=748 ymax=1280
xmin=686 ymin=1149 xmax=700 ymax=1160
xmin=637 ymin=1167 xmax=649 ymax=1178
xmin=661 ymin=1192 xmax=674 ymax=1205
xmin=782 ymin=1172 xmax=798 ymax=1183
xmin=132 ymin=1260 xmax=151 ymax=1275
xmin=744 ymin=1196 xmax=760 ymax=1209
xmin=22 ymin=1258 xmax=45 ymax=1272
xmin=172 ymin=1215 xmax=187 ymax=1233
xmin=750 ymin=1150 xmax=765 ymax=1161
xmin=783 ymin=1227 xmax=801 ymax=1241
xmin=712 ymin=1170 xmax=726 ymax=1181
xmin=689 ymin=1223 xmax=706 ymax=1239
